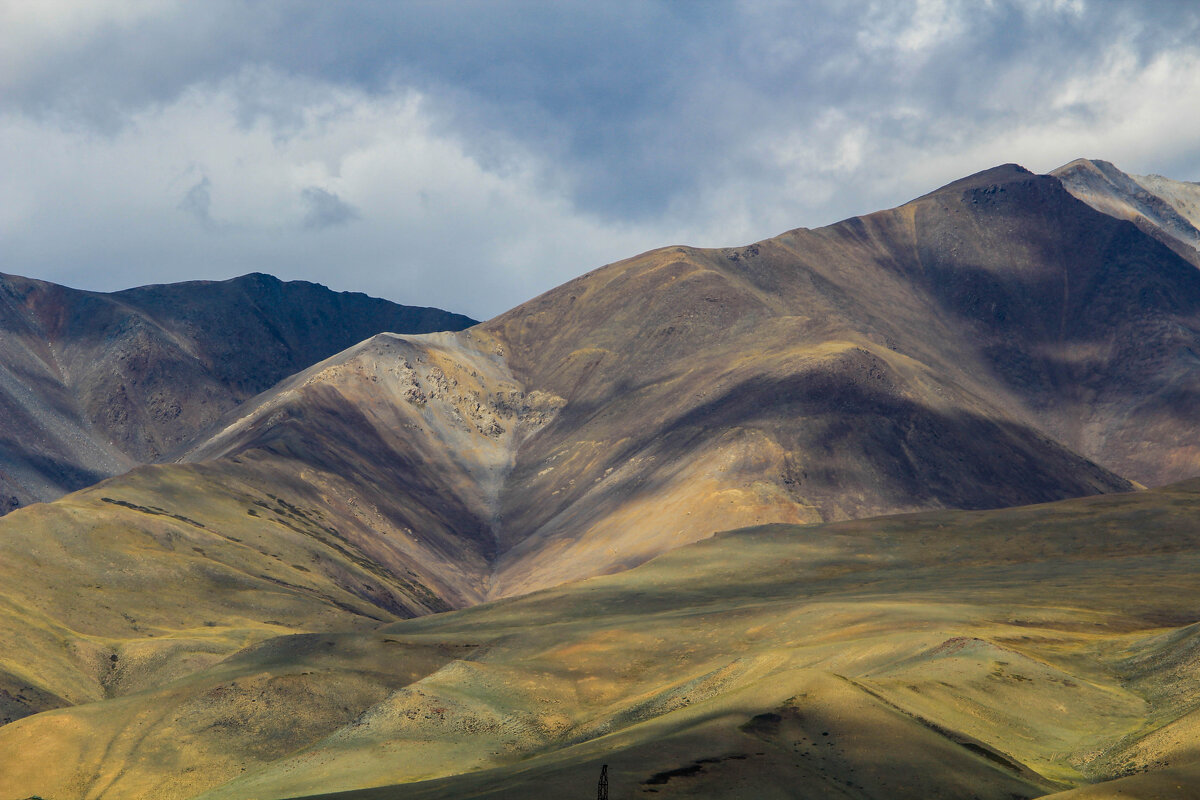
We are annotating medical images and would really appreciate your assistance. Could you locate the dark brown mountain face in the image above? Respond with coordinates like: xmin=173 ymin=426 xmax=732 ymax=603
xmin=0 ymin=272 xmax=475 ymax=512
xmin=860 ymin=163 xmax=1200 ymax=488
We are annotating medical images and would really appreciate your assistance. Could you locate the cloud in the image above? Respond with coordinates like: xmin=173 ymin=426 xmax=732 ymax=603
xmin=300 ymin=187 xmax=359 ymax=231
xmin=179 ymin=177 xmax=213 ymax=227
xmin=2 ymin=1 xmax=1200 ymax=319
xmin=0 ymin=67 xmax=670 ymax=319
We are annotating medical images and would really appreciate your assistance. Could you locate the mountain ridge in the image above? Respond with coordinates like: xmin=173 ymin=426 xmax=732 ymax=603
xmin=3 ymin=158 xmax=1200 ymax=798
xmin=143 ymin=158 xmax=1200 ymax=601
xmin=0 ymin=271 xmax=476 ymax=513
xmin=157 ymin=158 xmax=1200 ymax=602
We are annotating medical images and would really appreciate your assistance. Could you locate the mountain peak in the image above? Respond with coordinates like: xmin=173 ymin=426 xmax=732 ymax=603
xmin=1053 ymin=157 xmax=1200 ymax=262
xmin=922 ymin=163 xmax=1035 ymax=198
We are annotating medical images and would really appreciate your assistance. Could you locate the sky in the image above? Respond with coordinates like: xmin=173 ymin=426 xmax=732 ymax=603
xmin=3 ymin=1 xmax=1200 ymax=320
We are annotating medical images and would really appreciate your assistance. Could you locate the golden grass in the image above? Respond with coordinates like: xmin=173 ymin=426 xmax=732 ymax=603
xmin=4 ymin=482 xmax=1200 ymax=798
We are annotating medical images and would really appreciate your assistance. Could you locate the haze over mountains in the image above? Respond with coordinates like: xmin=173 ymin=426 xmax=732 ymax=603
xmin=2 ymin=158 xmax=1200 ymax=799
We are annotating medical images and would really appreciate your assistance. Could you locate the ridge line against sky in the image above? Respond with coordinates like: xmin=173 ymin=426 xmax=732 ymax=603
xmin=2 ymin=0 xmax=1200 ymax=320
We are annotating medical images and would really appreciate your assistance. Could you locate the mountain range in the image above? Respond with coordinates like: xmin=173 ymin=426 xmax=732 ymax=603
xmin=0 ymin=272 xmax=475 ymax=513
xmin=1 ymin=158 xmax=1199 ymax=799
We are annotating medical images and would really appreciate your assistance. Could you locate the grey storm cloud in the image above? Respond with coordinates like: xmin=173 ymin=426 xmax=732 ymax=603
xmin=3 ymin=0 xmax=1200 ymax=319
xmin=179 ymin=177 xmax=214 ymax=227
xmin=301 ymin=187 xmax=360 ymax=231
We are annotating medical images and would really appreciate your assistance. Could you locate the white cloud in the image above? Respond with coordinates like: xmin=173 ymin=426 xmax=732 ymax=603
xmin=857 ymin=0 xmax=972 ymax=58
xmin=897 ymin=44 xmax=1200 ymax=186
xmin=0 ymin=68 xmax=671 ymax=319
xmin=0 ymin=0 xmax=174 ymax=91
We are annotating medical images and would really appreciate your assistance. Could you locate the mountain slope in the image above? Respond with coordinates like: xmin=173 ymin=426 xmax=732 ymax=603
xmin=0 ymin=330 xmax=551 ymax=726
xmin=178 ymin=319 xmax=1129 ymax=601
xmin=6 ymin=480 xmax=1200 ymax=799
xmin=0 ymin=272 xmax=475 ymax=512
xmin=0 ymin=454 xmax=466 ymax=729
xmin=163 ymin=161 xmax=1200 ymax=599
xmin=477 ymin=161 xmax=1200 ymax=590
xmin=489 ymin=163 xmax=1200 ymax=494
xmin=18 ymin=161 xmax=1200 ymax=601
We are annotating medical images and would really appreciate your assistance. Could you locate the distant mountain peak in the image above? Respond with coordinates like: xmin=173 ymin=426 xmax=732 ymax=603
xmin=1053 ymin=157 xmax=1200 ymax=261
xmin=0 ymin=272 xmax=476 ymax=513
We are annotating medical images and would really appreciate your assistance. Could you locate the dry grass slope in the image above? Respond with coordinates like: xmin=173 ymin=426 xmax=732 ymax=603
xmin=4 ymin=482 xmax=1200 ymax=798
